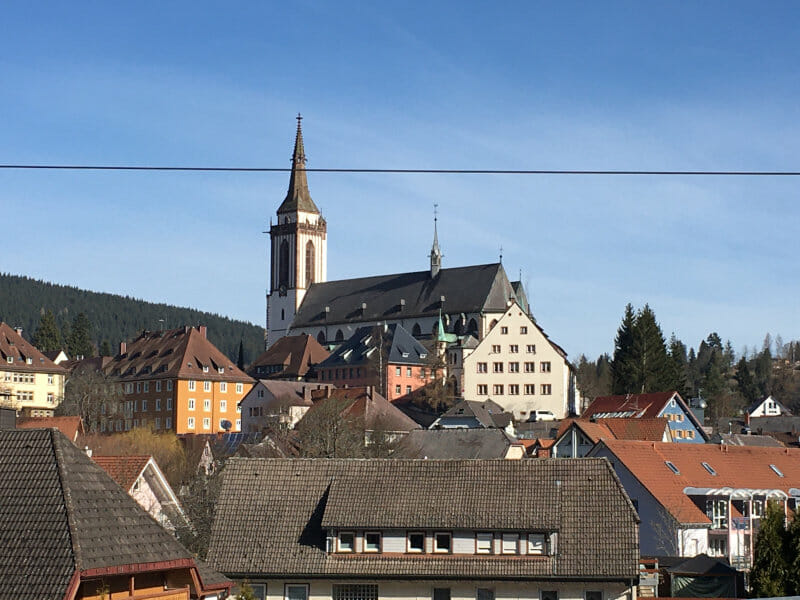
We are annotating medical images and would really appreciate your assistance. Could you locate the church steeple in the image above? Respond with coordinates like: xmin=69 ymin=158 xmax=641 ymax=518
xmin=430 ymin=203 xmax=442 ymax=278
xmin=278 ymin=114 xmax=319 ymax=215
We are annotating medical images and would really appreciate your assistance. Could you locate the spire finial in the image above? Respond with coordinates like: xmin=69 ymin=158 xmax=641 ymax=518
xmin=277 ymin=114 xmax=319 ymax=214
xmin=430 ymin=203 xmax=442 ymax=278
xmin=499 ymin=245 xmax=503 ymax=264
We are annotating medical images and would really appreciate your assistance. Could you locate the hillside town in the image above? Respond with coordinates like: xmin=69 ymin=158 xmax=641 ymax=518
xmin=2 ymin=117 xmax=800 ymax=600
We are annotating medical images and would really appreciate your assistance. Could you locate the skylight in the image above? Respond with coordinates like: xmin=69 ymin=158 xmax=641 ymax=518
xmin=665 ymin=461 xmax=680 ymax=475
xmin=770 ymin=464 xmax=784 ymax=477
xmin=701 ymin=462 xmax=717 ymax=476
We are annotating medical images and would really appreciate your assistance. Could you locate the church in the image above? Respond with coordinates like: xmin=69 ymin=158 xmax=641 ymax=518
xmin=266 ymin=116 xmax=529 ymax=348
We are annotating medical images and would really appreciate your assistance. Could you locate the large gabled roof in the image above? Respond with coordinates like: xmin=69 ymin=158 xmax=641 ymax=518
xmin=207 ymin=458 xmax=639 ymax=580
xmin=0 ymin=428 xmax=199 ymax=599
xmin=392 ymin=428 xmax=518 ymax=459
xmin=105 ymin=325 xmax=252 ymax=383
xmin=291 ymin=263 xmax=515 ymax=329
xmin=555 ymin=418 xmax=670 ymax=444
xmin=0 ymin=322 xmax=67 ymax=374
xmin=318 ymin=323 xmax=429 ymax=369
xmin=583 ymin=392 xmax=679 ymax=419
xmin=92 ymin=455 xmax=151 ymax=492
xmin=592 ymin=439 xmax=800 ymax=525
xmin=248 ymin=333 xmax=329 ymax=378
xmin=17 ymin=416 xmax=85 ymax=442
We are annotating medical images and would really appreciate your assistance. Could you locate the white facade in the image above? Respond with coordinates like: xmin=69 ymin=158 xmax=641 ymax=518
xmin=452 ymin=302 xmax=579 ymax=420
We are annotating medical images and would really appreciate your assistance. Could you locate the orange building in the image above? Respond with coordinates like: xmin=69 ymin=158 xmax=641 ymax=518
xmin=104 ymin=325 xmax=253 ymax=434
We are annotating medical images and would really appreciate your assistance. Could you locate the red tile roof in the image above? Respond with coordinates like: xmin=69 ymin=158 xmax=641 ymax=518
xmin=556 ymin=418 xmax=668 ymax=444
xmin=17 ymin=416 xmax=85 ymax=442
xmin=583 ymin=392 xmax=679 ymax=419
xmin=105 ymin=326 xmax=252 ymax=383
xmin=0 ymin=322 xmax=67 ymax=374
xmin=92 ymin=455 xmax=151 ymax=492
xmin=306 ymin=386 xmax=421 ymax=432
xmin=249 ymin=334 xmax=329 ymax=378
xmin=595 ymin=439 xmax=800 ymax=524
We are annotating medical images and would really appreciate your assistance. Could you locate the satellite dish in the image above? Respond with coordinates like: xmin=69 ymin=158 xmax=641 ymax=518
xmin=221 ymin=420 xmax=232 ymax=432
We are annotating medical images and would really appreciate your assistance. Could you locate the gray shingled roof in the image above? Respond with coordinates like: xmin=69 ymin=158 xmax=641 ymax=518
xmin=0 ymin=428 xmax=195 ymax=598
xmin=207 ymin=458 xmax=639 ymax=581
xmin=291 ymin=263 xmax=514 ymax=329
xmin=392 ymin=428 xmax=518 ymax=459
xmin=318 ymin=324 xmax=429 ymax=369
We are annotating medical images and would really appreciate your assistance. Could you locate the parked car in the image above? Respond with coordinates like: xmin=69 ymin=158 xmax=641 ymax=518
xmin=528 ymin=410 xmax=556 ymax=422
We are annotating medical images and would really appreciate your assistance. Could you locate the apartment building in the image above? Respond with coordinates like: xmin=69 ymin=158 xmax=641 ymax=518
xmin=0 ymin=322 xmax=67 ymax=417
xmin=104 ymin=325 xmax=253 ymax=434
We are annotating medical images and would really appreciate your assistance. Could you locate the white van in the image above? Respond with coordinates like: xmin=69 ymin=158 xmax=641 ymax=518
xmin=528 ymin=410 xmax=556 ymax=422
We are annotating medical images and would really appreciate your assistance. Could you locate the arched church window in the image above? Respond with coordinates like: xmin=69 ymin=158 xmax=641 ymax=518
xmin=412 ymin=323 xmax=421 ymax=337
xmin=467 ymin=318 xmax=478 ymax=336
xmin=317 ymin=331 xmax=326 ymax=344
xmin=335 ymin=329 xmax=344 ymax=342
xmin=454 ymin=317 xmax=464 ymax=336
xmin=279 ymin=240 xmax=290 ymax=288
xmin=305 ymin=241 xmax=315 ymax=286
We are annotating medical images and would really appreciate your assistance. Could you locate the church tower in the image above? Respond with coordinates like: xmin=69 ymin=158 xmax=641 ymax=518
xmin=266 ymin=115 xmax=327 ymax=347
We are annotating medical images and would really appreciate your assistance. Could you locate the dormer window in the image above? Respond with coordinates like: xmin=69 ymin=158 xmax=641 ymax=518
xmin=528 ymin=533 xmax=546 ymax=555
xmin=6 ymin=356 xmax=12 ymax=364
xmin=408 ymin=531 xmax=425 ymax=553
xmin=338 ymin=531 xmax=355 ymax=552
xmin=476 ymin=532 xmax=493 ymax=554
xmin=502 ymin=533 xmax=519 ymax=554
xmin=364 ymin=531 xmax=381 ymax=552
xmin=218 ymin=367 xmax=224 ymax=374
xmin=203 ymin=365 xmax=209 ymax=373
xmin=26 ymin=357 xmax=32 ymax=364
xmin=434 ymin=532 xmax=452 ymax=553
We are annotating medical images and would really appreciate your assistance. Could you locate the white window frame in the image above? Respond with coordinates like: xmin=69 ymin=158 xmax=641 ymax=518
xmin=236 ymin=382 xmax=243 ymax=394
xmin=364 ymin=531 xmax=382 ymax=553
xmin=285 ymin=584 xmax=308 ymax=600
xmin=338 ymin=531 xmax=355 ymax=552
xmin=527 ymin=533 xmax=546 ymax=555
xmin=188 ymin=398 xmax=195 ymax=410
xmin=220 ymin=381 xmax=227 ymax=393
xmin=188 ymin=380 xmax=196 ymax=391
xmin=501 ymin=533 xmax=519 ymax=554
xmin=203 ymin=417 xmax=211 ymax=430
xmin=476 ymin=532 xmax=493 ymax=554
xmin=433 ymin=532 xmax=452 ymax=553
xmin=187 ymin=417 xmax=195 ymax=429
xmin=408 ymin=531 xmax=425 ymax=553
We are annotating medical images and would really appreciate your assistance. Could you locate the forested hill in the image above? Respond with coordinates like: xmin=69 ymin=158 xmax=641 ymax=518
xmin=0 ymin=273 xmax=264 ymax=364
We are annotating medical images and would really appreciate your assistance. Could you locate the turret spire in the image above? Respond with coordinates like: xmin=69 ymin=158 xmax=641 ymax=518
xmin=430 ymin=203 xmax=442 ymax=277
xmin=277 ymin=113 xmax=319 ymax=215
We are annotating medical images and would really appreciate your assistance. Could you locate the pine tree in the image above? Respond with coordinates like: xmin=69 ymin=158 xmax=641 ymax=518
xmin=237 ymin=339 xmax=245 ymax=370
xmin=734 ymin=357 xmax=759 ymax=404
xmin=610 ymin=304 xmax=637 ymax=394
xmin=750 ymin=501 xmax=788 ymax=597
xmin=786 ymin=510 xmax=800 ymax=594
xmin=667 ymin=334 xmax=689 ymax=399
xmin=32 ymin=310 xmax=62 ymax=352
xmin=100 ymin=340 xmax=112 ymax=357
xmin=66 ymin=312 xmax=94 ymax=358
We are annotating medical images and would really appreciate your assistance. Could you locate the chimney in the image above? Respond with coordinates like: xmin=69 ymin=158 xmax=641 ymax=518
xmin=366 ymin=385 xmax=373 ymax=399
xmin=326 ymin=386 xmax=332 ymax=398
xmin=199 ymin=325 xmax=208 ymax=338
xmin=14 ymin=326 xmax=22 ymax=337
xmin=745 ymin=413 xmax=751 ymax=426
xmin=84 ymin=446 xmax=93 ymax=458
xmin=119 ymin=342 xmax=127 ymax=355
xmin=303 ymin=386 xmax=311 ymax=402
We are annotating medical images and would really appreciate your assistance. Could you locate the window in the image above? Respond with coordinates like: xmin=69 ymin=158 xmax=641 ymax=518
xmin=702 ymin=462 xmax=717 ymax=475
xmin=236 ymin=383 xmax=243 ymax=394
xmin=406 ymin=385 xmax=412 ymax=394
xmin=525 ymin=384 xmax=536 ymax=395
xmin=236 ymin=418 xmax=241 ymax=430
xmin=540 ymin=361 xmax=551 ymax=372
xmin=365 ymin=531 xmax=381 ymax=552
xmin=188 ymin=380 xmax=196 ymax=391
xmin=167 ymin=380 xmax=173 ymax=391
xmin=541 ymin=384 xmax=552 ymax=395
xmin=204 ymin=399 xmax=211 ymax=411
xmin=476 ymin=532 xmax=493 ymax=554
xmin=141 ymin=399 xmax=148 ymax=411
xmin=770 ymin=464 xmax=785 ymax=477
xmin=47 ymin=393 xmax=54 ymax=404
xmin=408 ymin=531 xmax=425 ymax=552
xmin=541 ymin=592 xmax=558 ymax=600
xmin=477 ymin=590 xmax=495 ymax=600
xmin=509 ymin=384 xmax=519 ymax=395
xmin=204 ymin=380 xmax=211 ymax=392
xmin=188 ymin=398 xmax=196 ymax=410
xmin=520 ymin=326 xmax=528 ymax=334
xmin=220 ymin=400 xmax=227 ymax=412
xmin=305 ymin=241 xmax=316 ymax=286
xmin=203 ymin=417 xmax=211 ymax=430
xmin=48 ymin=374 xmax=54 ymax=385
xmin=407 ymin=367 xmax=412 ymax=377
xmin=433 ymin=589 xmax=451 ymax=600
xmin=493 ymin=384 xmax=504 ymax=395
xmin=166 ymin=398 xmax=173 ymax=410
xmin=509 ymin=344 xmax=519 ymax=353
xmin=395 ymin=385 xmax=402 ymax=394
xmin=708 ymin=536 xmax=727 ymax=557
xmin=477 ymin=362 xmax=488 ymax=373
xmin=338 ymin=531 xmax=355 ymax=552
xmin=585 ymin=592 xmax=602 ymax=600
xmin=491 ymin=345 xmax=501 ymax=353
xmin=526 ymin=344 xmax=536 ymax=353
xmin=155 ymin=380 xmax=161 ymax=392
xmin=665 ymin=461 xmax=680 ymax=474
xmin=477 ymin=384 xmax=488 ymax=395
xmin=285 ymin=584 xmax=309 ymax=600
xmin=528 ymin=533 xmax=546 ymax=554
xmin=220 ymin=381 xmax=227 ymax=393
xmin=500 ymin=326 xmax=508 ymax=334
xmin=187 ymin=417 xmax=195 ymax=429
xmin=202 ymin=365 xmax=209 ymax=373
xmin=143 ymin=382 xmax=149 ymax=392
xmin=333 ymin=585 xmax=378 ymax=600
xmin=155 ymin=398 xmax=161 ymax=411
xmin=154 ymin=417 xmax=161 ymax=430
xmin=493 ymin=362 xmax=503 ymax=373
xmin=434 ymin=532 xmax=452 ymax=553
xmin=395 ymin=366 xmax=401 ymax=376
xmin=524 ymin=361 xmax=535 ymax=373
xmin=509 ymin=362 xmax=519 ymax=372
xmin=501 ymin=533 xmax=519 ymax=554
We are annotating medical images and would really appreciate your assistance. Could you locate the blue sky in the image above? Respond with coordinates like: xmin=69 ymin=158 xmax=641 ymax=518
xmin=2 ymin=2 xmax=799 ymax=359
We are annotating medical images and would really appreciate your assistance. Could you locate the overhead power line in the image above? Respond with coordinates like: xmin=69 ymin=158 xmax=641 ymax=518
xmin=1 ymin=164 xmax=800 ymax=176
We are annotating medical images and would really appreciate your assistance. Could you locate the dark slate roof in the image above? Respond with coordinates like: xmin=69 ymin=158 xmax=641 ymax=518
xmin=207 ymin=458 xmax=639 ymax=580
xmin=0 ymin=429 xmax=195 ymax=599
xmin=510 ymin=280 xmax=530 ymax=314
xmin=436 ymin=400 xmax=513 ymax=429
xmin=318 ymin=324 xmax=428 ymax=369
xmin=392 ymin=428 xmax=518 ymax=459
xmin=664 ymin=553 xmax=736 ymax=575
xmin=291 ymin=263 xmax=515 ymax=329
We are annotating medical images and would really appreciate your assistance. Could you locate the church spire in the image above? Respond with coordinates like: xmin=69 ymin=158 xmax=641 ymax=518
xmin=277 ymin=114 xmax=320 ymax=215
xmin=430 ymin=203 xmax=442 ymax=278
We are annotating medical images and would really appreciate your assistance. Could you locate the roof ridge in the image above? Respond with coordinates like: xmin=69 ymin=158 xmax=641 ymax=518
xmin=50 ymin=429 xmax=83 ymax=573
